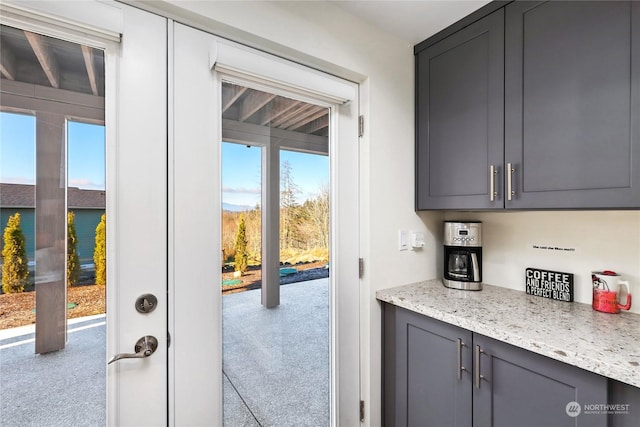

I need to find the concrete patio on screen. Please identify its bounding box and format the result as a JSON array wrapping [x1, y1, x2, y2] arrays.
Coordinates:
[[0, 315, 106, 427], [223, 278, 329, 426], [0, 278, 329, 426]]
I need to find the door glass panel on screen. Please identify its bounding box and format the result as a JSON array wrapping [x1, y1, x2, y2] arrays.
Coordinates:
[[221, 82, 331, 426], [222, 142, 262, 294], [0, 25, 106, 425]]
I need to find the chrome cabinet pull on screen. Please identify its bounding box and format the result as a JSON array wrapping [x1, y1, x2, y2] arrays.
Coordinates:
[[507, 163, 515, 201], [456, 338, 466, 380], [108, 335, 158, 365], [474, 345, 485, 388], [489, 165, 497, 202]]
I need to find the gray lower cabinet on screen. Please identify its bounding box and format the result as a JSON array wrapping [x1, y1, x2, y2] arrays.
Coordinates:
[[472, 334, 606, 427], [384, 303, 473, 426], [383, 304, 608, 426], [609, 380, 640, 427]]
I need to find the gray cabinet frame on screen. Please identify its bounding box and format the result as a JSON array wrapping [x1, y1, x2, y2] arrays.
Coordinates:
[[383, 304, 610, 427]]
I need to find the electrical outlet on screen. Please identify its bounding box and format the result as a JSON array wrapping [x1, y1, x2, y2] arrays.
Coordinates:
[[399, 230, 409, 251], [411, 231, 425, 249]]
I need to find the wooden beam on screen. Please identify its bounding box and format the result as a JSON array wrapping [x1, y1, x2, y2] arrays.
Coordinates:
[[0, 43, 16, 80], [276, 104, 318, 129], [24, 31, 60, 89], [288, 108, 328, 131], [81, 45, 99, 96], [222, 119, 328, 155], [271, 103, 314, 128], [259, 97, 300, 126], [221, 84, 247, 112], [239, 91, 276, 122], [300, 115, 329, 134], [1, 80, 105, 121]]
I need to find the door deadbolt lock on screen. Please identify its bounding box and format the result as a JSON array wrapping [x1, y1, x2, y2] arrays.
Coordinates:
[[135, 293, 158, 314]]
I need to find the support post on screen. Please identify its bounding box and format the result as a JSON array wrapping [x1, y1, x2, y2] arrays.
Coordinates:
[[35, 112, 67, 354], [261, 141, 280, 308]]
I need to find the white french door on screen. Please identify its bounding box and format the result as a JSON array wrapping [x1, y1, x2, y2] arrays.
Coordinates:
[[105, 5, 168, 427], [2, 3, 360, 425], [170, 23, 360, 425], [1, 2, 169, 425]]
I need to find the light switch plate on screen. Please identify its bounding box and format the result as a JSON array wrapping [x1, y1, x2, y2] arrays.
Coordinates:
[[399, 230, 409, 251]]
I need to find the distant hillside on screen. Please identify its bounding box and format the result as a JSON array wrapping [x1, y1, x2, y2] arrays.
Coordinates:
[[223, 202, 254, 212]]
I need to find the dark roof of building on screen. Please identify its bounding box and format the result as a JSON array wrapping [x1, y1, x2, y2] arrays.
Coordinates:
[[0, 183, 105, 209]]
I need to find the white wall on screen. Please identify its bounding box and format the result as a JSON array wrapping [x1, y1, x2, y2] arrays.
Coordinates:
[[445, 211, 640, 314], [138, 1, 640, 425]]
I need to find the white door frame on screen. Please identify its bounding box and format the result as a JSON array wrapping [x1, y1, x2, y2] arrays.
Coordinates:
[[171, 23, 360, 425]]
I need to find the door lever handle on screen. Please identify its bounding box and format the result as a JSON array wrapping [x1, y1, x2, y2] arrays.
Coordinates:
[[108, 335, 158, 365]]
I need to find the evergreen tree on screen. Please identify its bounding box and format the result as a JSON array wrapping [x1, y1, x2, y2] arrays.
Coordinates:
[[280, 160, 302, 250], [67, 211, 80, 286], [234, 214, 249, 275], [94, 213, 106, 286], [2, 213, 29, 293]]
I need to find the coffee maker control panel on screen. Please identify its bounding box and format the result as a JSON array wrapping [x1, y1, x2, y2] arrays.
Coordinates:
[[444, 221, 482, 247]]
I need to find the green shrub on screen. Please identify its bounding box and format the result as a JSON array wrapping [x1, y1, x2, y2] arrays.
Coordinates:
[[94, 213, 106, 286], [67, 211, 80, 286], [2, 213, 29, 293], [234, 214, 248, 275]]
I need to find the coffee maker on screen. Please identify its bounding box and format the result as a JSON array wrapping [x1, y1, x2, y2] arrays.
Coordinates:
[[443, 221, 482, 290]]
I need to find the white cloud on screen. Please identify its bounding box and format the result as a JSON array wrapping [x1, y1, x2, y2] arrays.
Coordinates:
[[1, 176, 35, 185], [69, 178, 104, 190], [222, 186, 261, 195]]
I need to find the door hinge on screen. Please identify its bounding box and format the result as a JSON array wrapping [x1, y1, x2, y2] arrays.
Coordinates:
[[359, 258, 364, 278], [360, 400, 365, 422], [358, 115, 364, 138]]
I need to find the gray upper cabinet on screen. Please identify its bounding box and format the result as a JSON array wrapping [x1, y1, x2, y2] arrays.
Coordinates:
[[505, 1, 640, 209], [416, 1, 640, 210], [416, 9, 504, 210]]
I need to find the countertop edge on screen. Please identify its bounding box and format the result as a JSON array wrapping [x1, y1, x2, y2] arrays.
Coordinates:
[[376, 280, 640, 389]]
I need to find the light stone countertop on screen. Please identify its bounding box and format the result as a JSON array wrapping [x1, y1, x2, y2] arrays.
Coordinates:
[[376, 279, 640, 388]]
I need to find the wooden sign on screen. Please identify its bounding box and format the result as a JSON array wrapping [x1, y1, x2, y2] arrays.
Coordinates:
[[525, 268, 574, 302]]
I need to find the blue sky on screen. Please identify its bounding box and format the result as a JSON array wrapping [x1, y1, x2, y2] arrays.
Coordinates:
[[0, 112, 36, 185], [1, 111, 105, 190], [222, 142, 329, 210], [1, 112, 328, 206]]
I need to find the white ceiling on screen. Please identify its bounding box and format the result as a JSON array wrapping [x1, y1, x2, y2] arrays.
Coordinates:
[[330, 0, 491, 44]]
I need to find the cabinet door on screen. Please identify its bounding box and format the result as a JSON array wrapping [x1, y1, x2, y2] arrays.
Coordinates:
[[473, 334, 607, 427], [505, 1, 640, 208], [416, 9, 504, 210], [609, 379, 640, 427], [384, 305, 472, 427]]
